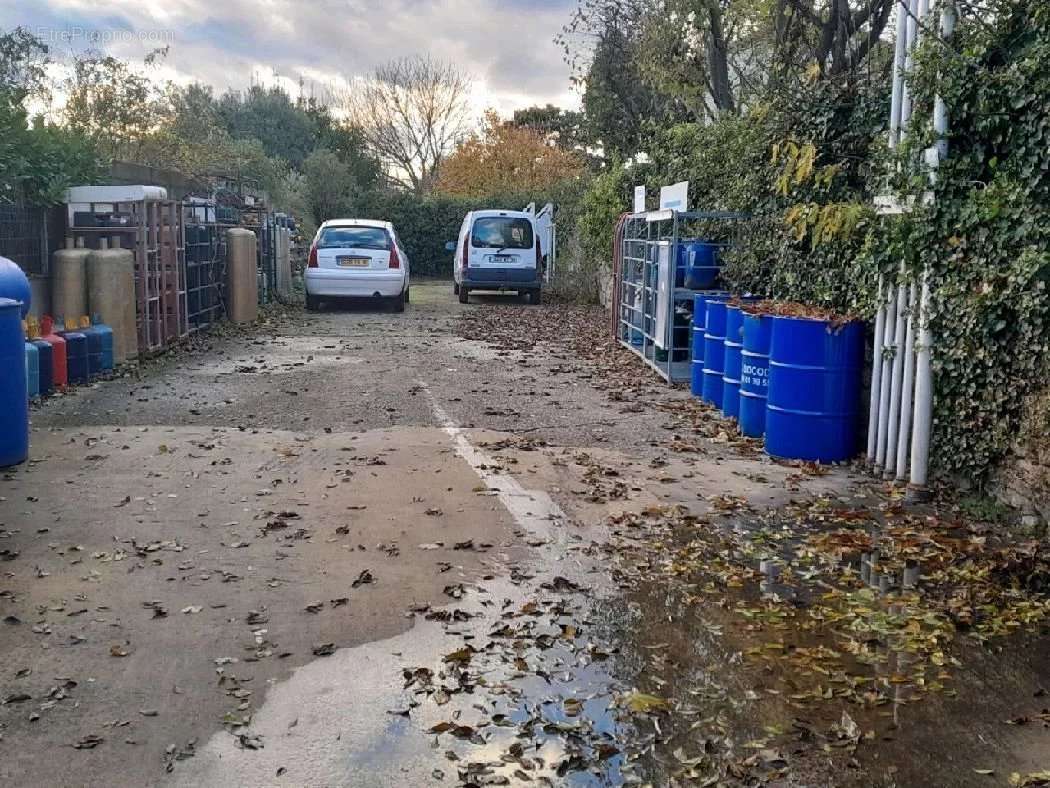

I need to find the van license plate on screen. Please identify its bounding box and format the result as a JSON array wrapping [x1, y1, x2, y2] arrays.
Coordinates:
[[338, 257, 369, 267], [489, 255, 514, 263]]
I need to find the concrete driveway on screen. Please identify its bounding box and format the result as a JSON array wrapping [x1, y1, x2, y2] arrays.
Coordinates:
[[2, 283, 1049, 787]]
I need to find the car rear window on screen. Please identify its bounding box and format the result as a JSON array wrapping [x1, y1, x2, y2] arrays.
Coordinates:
[[471, 217, 534, 249], [317, 226, 390, 250]]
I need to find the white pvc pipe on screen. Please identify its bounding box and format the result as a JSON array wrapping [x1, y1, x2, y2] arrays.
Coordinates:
[[866, 275, 887, 463], [900, 0, 921, 130], [910, 269, 933, 488], [888, 1, 910, 148], [896, 280, 919, 480], [884, 270, 909, 477], [875, 289, 898, 469], [909, 0, 954, 493]]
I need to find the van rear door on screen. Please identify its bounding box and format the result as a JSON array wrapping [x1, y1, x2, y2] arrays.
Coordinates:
[[468, 216, 535, 283]]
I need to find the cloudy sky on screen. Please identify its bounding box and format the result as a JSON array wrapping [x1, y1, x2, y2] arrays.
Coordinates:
[[4, 0, 581, 117]]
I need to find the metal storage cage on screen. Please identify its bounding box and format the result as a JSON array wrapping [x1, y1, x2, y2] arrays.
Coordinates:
[[183, 199, 228, 331], [617, 209, 746, 383], [239, 205, 276, 305], [67, 196, 187, 354]]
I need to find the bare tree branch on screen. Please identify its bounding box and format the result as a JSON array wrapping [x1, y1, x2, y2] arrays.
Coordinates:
[[341, 56, 472, 194]]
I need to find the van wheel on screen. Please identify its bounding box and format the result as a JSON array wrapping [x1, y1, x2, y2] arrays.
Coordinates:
[[305, 294, 319, 311], [529, 289, 542, 305], [453, 282, 460, 295], [458, 287, 469, 304]]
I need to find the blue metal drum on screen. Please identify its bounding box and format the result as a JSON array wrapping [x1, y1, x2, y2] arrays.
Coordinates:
[[32, 339, 53, 396], [765, 315, 865, 463], [739, 312, 772, 438], [721, 305, 744, 419], [702, 300, 728, 407], [0, 298, 29, 466], [24, 339, 39, 399]]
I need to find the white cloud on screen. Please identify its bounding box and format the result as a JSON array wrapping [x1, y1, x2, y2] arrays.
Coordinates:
[[4, 0, 581, 119]]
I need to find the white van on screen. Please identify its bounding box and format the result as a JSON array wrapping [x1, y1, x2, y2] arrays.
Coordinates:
[[452, 210, 542, 304]]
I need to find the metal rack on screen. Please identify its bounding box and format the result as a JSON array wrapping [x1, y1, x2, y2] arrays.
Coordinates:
[[69, 199, 187, 353], [183, 200, 231, 331], [617, 209, 747, 383], [239, 206, 276, 305]]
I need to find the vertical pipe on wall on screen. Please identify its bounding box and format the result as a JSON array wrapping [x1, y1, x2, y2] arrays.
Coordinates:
[[896, 281, 919, 480], [888, 0, 910, 149], [875, 290, 898, 470], [866, 275, 887, 463], [909, 0, 955, 497], [910, 269, 934, 490], [885, 267, 909, 478]]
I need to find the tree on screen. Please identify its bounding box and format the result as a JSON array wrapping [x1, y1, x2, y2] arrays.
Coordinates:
[[216, 85, 319, 169], [342, 56, 472, 195], [0, 26, 50, 104], [0, 28, 99, 205], [510, 105, 587, 151], [435, 111, 587, 198], [301, 148, 362, 225], [63, 48, 168, 161]]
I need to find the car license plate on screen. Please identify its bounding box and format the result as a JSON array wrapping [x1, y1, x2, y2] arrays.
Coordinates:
[[489, 255, 514, 263], [337, 257, 370, 267]]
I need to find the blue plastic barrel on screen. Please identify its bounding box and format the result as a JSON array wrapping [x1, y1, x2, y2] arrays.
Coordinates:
[[0, 298, 29, 466], [25, 340, 39, 399], [739, 313, 772, 438], [63, 331, 89, 384], [32, 339, 53, 396], [684, 243, 722, 290], [765, 316, 865, 463], [702, 300, 729, 407], [0, 257, 30, 319], [721, 306, 745, 419]]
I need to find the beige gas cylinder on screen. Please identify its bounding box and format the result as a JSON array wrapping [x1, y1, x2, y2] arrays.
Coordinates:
[[87, 236, 138, 362], [226, 228, 258, 323], [51, 236, 90, 325]]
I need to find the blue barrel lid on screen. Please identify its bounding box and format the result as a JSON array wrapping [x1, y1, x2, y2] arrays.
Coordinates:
[[0, 296, 20, 312]]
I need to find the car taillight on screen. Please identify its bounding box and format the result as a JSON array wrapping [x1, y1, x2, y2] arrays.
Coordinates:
[[308, 243, 318, 268], [388, 246, 400, 269], [461, 236, 469, 270]]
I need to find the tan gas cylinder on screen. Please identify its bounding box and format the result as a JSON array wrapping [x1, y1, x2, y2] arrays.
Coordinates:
[[87, 236, 138, 362], [51, 236, 90, 325], [226, 228, 258, 323]]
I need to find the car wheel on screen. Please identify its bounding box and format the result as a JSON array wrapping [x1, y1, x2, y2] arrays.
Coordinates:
[[453, 282, 460, 295], [529, 289, 542, 305], [392, 290, 406, 313], [404, 287, 410, 303], [305, 293, 319, 311], [458, 287, 469, 304]]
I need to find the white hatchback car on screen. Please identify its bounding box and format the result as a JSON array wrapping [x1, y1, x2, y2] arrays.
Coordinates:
[[305, 219, 410, 311]]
